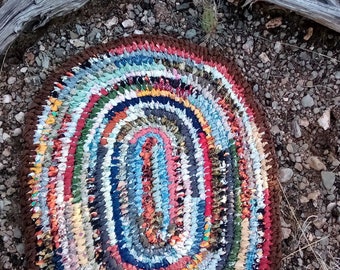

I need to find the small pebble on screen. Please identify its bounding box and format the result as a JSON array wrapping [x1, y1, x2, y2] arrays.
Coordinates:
[[6, 187, 15, 196], [279, 168, 293, 183], [20, 67, 28, 73], [299, 118, 309, 127], [122, 19, 134, 28], [127, 10, 135, 20], [313, 219, 325, 229], [7, 77, 16, 85], [301, 94, 314, 107], [270, 125, 280, 135], [38, 52, 50, 69], [104, 17, 119, 28], [176, 2, 190, 11], [134, 29, 144, 35], [242, 37, 254, 54], [320, 237, 329, 246], [13, 226, 22, 239], [321, 171, 335, 190], [299, 51, 310, 61], [291, 118, 302, 138], [2, 94, 12, 104], [306, 80, 313, 87], [2, 132, 10, 141], [16, 243, 25, 255], [259, 52, 270, 63], [286, 144, 294, 153], [307, 156, 327, 171], [14, 112, 25, 123], [185, 29, 197, 39], [69, 31, 78, 39], [69, 38, 85, 47], [327, 194, 336, 201], [87, 28, 101, 42], [272, 101, 278, 109], [317, 108, 331, 130], [274, 41, 282, 53], [300, 196, 309, 203], [12, 128, 22, 137], [308, 190, 320, 201], [55, 48, 65, 58], [281, 227, 291, 239], [331, 157, 340, 167], [2, 148, 11, 157], [294, 163, 303, 171], [327, 202, 336, 212], [75, 24, 86, 35], [335, 71, 340, 80], [4, 262, 11, 269]]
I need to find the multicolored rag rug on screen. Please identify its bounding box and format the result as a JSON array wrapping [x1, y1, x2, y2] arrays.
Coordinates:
[[21, 36, 281, 270]]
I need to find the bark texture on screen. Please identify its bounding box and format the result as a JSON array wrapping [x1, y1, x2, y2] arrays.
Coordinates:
[[0, 0, 89, 55], [246, 0, 340, 33]]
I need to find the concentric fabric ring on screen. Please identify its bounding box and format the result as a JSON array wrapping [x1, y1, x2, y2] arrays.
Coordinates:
[[21, 36, 281, 270]]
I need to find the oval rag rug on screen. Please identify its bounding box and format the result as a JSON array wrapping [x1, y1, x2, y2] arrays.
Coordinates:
[[21, 35, 281, 270]]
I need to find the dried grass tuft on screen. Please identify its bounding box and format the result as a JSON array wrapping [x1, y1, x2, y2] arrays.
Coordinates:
[[201, 0, 218, 34]]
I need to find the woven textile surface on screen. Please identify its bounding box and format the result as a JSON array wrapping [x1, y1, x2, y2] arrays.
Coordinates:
[[21, 36, 281, 270]]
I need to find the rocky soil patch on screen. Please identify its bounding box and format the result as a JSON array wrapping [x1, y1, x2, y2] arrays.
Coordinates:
[[0, 0, 339, 269]]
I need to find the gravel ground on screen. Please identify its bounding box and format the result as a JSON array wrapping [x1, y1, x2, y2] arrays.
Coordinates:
[[0, 1, 339, 269]]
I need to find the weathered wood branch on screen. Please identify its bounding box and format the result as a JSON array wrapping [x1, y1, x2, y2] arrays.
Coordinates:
[[0, 0, 90, 55], [246, 0, 340, 33]]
